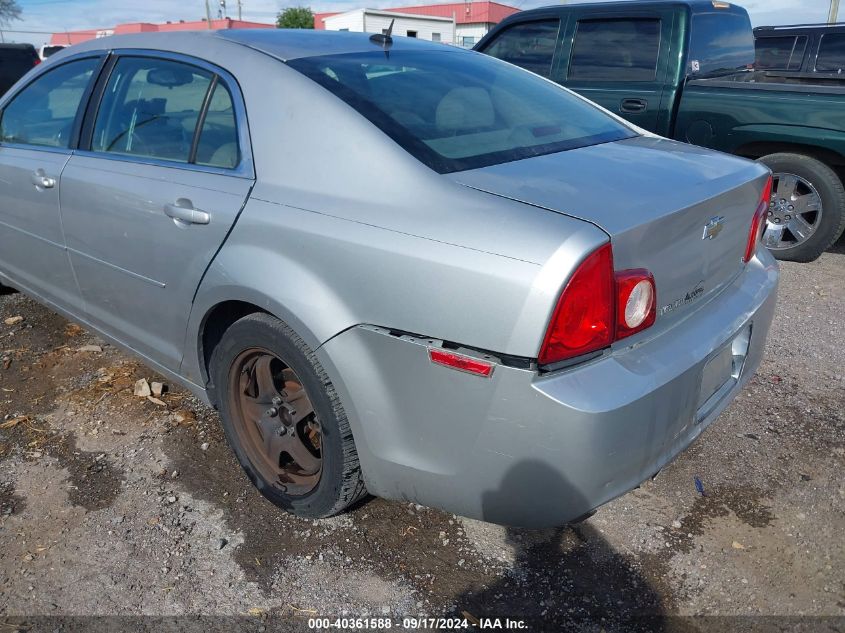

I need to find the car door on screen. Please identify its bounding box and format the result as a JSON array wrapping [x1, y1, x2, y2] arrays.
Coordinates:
[[59, 52, 254, 372], [0, 55, 102, 309], [554, 8, 675, 134]]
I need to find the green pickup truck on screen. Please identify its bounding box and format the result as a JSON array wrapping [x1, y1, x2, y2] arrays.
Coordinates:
[[476, 1, 845, 262]]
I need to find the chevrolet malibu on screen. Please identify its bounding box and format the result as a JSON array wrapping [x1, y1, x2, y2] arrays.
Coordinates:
[[0, 30, 778, 527]]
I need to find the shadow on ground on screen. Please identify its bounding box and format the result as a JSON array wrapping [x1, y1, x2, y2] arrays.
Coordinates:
[[452, 461, 673, 632]]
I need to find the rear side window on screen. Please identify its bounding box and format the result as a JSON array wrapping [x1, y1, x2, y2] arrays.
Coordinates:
[[195, 82, 240, 169], [482, 20, 561, 78], [92, 57, 213, 163], [816, 34, 845, 73], [755, 36, 807, 71], [689, 10, 754, 77], [0, 58, 99, 148], [287, 49, 634, 174], [568, 18, 660, 81]]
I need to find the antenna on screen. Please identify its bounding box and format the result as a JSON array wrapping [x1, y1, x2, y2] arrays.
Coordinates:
[[369, 18, 395, 46]]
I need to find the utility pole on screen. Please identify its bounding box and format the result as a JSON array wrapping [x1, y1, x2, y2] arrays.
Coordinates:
[[830, 0, 841, 23], [237, 0, 242, 21], [204, 0, 213, 27]]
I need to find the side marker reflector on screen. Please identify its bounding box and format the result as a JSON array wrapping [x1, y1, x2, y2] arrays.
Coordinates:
[[429, 348, 494, 378]]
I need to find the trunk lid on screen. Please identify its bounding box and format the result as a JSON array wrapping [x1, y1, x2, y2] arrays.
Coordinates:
[[448, 135, 770, 339]]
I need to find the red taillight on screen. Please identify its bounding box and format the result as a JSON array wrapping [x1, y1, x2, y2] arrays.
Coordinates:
[[538, 244, 615, 366], [429, 348, 494, 377], [539, 245, 659, 366], [744, 175, 773, 264], [615, 269, 656, 340], [33, 58, 41, 67]]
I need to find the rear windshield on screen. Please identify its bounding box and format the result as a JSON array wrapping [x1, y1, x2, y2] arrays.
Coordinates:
[[689, 10, 755, 77], [287, 49, 634, 173]]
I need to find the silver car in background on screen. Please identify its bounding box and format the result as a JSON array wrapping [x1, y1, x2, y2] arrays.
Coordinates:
[[0, 30, 777, 527]]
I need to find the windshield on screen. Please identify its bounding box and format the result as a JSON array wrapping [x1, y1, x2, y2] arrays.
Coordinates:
[[287, 49, 635, 173]]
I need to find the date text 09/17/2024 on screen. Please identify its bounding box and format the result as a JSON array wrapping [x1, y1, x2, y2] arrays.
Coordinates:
[[307, 617, 529, 629]]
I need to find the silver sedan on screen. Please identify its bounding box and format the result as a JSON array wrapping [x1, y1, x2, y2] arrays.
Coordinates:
[[0, 29, 778, 527]]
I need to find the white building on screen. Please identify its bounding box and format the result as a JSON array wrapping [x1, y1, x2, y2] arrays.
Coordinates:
[[322, 9, 456, 45], [315, 3, 520, 49]]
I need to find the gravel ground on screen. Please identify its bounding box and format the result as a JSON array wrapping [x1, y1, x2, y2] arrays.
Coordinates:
[[0, 242, 843, 633]]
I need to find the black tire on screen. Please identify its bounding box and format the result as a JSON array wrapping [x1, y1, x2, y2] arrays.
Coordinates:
[[758, 153, 845, 263], [210, 312, 367, 519]]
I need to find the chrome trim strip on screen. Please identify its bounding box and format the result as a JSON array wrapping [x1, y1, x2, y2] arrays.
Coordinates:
[[66, 246, 167, 288], [0, 219, 66, 250]]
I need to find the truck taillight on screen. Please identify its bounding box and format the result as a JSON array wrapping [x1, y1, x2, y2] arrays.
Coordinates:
[[744, 175, 773, 264], [538, 244, 658, 367]]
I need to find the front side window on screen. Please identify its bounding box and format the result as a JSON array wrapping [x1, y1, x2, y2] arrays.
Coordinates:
[[0, 58, 99, 148], [287, 49, 634, 173], [816, 33, 845, 73], [755, 35, 807, 71], [482, 20, 560, 78], [92, 57, 213, 163], [569, 18, 660, 81]]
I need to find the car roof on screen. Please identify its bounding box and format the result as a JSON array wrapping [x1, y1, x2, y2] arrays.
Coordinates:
[[519, 0, 740, 15], [754, 23, 845, 34], [66, 29, 459, 62], [217, 28, 455, 60]]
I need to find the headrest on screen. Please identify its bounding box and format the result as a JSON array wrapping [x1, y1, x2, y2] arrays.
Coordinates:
[[435, 87, 495, 132]]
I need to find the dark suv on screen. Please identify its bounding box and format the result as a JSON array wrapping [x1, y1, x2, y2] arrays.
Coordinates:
[[0, 44, 39, 97], [754, 23, 845, 75]]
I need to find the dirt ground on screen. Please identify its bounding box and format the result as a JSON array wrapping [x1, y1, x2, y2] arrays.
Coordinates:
[[0, 243, 843, 633]]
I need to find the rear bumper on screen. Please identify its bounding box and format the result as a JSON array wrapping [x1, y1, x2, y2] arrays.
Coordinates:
[[317, 252, 779, 527]]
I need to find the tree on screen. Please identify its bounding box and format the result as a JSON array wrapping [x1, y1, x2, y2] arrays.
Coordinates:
[[276, 6, 314, 29], [0, 0, 22, 26]]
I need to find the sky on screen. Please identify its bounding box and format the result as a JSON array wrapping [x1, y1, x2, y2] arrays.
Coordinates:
[[1, 0, 838, 46]]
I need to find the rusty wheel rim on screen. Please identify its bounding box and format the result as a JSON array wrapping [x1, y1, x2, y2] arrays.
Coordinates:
[[227, 348, 322, 496]]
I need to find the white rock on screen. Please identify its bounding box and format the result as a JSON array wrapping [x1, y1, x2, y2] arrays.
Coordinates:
[[134, 378, 151, 398]]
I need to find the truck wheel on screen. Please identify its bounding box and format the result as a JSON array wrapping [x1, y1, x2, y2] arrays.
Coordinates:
[[758, 153, 845, 263], [210, 312, 367, 519]]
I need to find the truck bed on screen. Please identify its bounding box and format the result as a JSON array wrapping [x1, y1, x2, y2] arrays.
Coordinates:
[[674, 75, 845, 160], [690, 70, 845, 93]]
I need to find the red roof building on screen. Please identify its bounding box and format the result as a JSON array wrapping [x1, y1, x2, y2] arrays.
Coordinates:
[[314, 1, 518, 47], [50, 18, 273, 46]]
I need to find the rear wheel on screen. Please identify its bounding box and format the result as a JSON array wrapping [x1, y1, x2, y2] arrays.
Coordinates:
[[758, 153, 845, 262], [210, 312, 366, 518]]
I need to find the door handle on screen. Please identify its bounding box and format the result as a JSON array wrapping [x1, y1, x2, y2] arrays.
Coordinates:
[[164, 199, 210, 226], [620, 98, 648, 113], [30, 169, 56, 190]]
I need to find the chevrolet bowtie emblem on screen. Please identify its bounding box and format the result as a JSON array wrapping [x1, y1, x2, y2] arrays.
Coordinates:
[[702, 216, 725, 240]]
